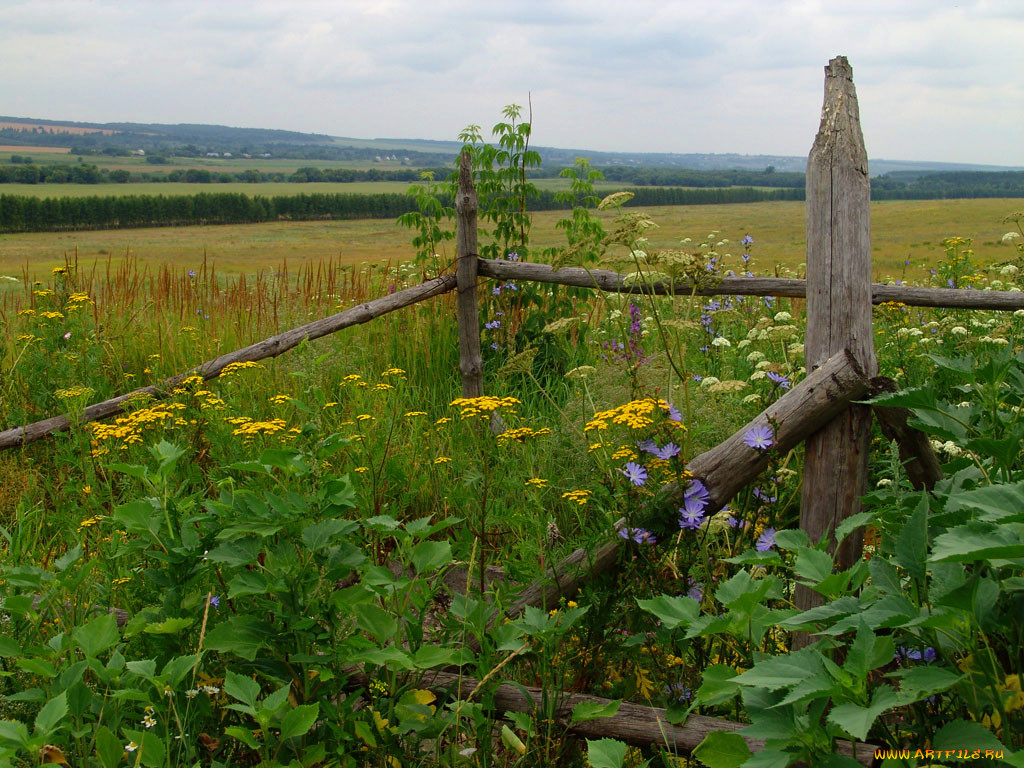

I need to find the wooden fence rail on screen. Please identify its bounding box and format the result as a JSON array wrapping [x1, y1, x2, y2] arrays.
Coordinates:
[[478, 259, 1024, 310]]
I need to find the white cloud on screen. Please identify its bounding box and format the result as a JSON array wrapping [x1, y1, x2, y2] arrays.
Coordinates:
[[0, 0, 1020, 164]]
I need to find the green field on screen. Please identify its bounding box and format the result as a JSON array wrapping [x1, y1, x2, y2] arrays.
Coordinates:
[[1, 198, 1020, 281]]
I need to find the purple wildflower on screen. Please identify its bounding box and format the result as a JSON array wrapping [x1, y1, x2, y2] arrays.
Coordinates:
[[741, 235, 754, 246], [743, 425, 774, 451], [490, 342, 499, 350], [752, 486, 777, 504], [188, 269, 196, 277], [766, 371, 791, 390], [666, 683, 693, 702], [619, 527, 656, 545], [947, 278, 954, 288], [686, 578, 704, 602], [484, 319, 501, 330], [684, 478, 710, 507], [654, 442, 681, 460], [637, 439, 659, 454], [756, 528, 777, 552], [679, 499, 706, 530], [506, 251, 520, 262], [923, 647, 937, 663], [620, 462, 648, 487], [210, 595, 220, 608], [666, 402, 682, 422]]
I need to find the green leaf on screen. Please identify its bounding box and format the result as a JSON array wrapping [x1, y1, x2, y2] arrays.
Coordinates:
[[570, 699, 621, 724], [72, 613, 120, 658], [586, 737, 629, 768], [697, 665, 742, 706], [932, 719, 1005, 753], [865, 384, 940, 408], [411, 540, 452, 574], [123, 728, 165, 768], [34, 691, 68, 735], [224, 670, 261, 709], [301, 519, 357, 552], [715, 570, 773, 612], [792, 548, 834, 584], [228, 570, 268, 598], [894, 493, 929, 583], [692, 731, 751, 768], [827, 687, 899, 741], [887, 666, 961, 704], [637, 594, 700, 630], [203, 616, 274, 661], [740, 751, 792, 768], [143, 616, 194, 634], [834, 512, 874, 547], [772, 529, 810, 550], [94, 726, 123, 768], [0, 637, 22, 658], [0, 720, 29, 748], [280, 703, 319, 740], [734, 648, 825, 691], [844, 620, 894, 678], [354, 603, 398, 643], [161, 654, 199, 687], [224, 725, 261, 749], [945, 481, 1024, 522], [930, 521, 1024, 562]]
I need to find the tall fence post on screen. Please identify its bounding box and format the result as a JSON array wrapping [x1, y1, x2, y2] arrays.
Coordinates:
[[456, 149, 484, 399], [799, 57, 878, 596]]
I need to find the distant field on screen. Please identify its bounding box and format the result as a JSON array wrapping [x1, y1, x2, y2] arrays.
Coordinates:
[[1, 198, 1019, 282], [0, 121, 116, 135]]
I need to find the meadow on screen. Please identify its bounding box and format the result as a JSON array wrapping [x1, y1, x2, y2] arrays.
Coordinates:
[[0, 198, 1018, 280], [1, 153, 1023, 768]]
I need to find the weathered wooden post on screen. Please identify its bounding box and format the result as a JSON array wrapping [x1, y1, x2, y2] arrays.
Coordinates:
[[455, 149, 484, 399], [799, 57, 877, 598]]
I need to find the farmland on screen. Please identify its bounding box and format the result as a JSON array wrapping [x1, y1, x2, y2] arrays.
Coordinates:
[[0, 198, 1019, 280]]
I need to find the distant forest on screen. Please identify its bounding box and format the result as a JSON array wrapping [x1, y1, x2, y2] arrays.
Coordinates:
[[1, 159, 1023, 200]]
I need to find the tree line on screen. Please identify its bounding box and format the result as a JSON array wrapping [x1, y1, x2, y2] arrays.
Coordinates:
[[0, 187, 802, 233]]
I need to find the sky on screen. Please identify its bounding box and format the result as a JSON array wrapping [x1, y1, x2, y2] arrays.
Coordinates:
[[2, 0, 1022, 166]]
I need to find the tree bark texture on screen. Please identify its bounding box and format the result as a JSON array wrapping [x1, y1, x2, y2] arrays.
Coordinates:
[[455, 148, 483, 399], [478, 259, 1024, 310], [799, 57, 877, 583]]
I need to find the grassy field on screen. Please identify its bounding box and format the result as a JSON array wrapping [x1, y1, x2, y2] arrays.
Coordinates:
[[1, 198, 1020, 280]]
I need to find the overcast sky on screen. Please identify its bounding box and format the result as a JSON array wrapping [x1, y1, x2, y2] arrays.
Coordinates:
[[2, 0, 1021, 165]]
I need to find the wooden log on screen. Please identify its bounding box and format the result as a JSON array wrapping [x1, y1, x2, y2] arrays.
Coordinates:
[[799, 57, 877, 586], [477, 258, 1024, 311], [349, 670, 877, 765], [0, 274, 458, 450], [869, 377, 943, 491], [472, 350, 867, 649], [656, 348, 869, 514], [455, 149, 484, 399]]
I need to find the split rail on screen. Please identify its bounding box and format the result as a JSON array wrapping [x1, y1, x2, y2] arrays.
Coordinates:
[[2, 57, 1022, 762]]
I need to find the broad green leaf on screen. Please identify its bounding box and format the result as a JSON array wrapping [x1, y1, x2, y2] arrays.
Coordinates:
[[792, 548, 834, 584], [844, 620, 894, 678], [34, 691, 67, 735], [887, 666, 961, 704], [894, 493, 929, 583], [715, 570, 773, 612], [224, 726, 261, 749], [932, 719, 1005, 753], [637, 594, 700, 630], [225, 670, 261, 709], [143, 616, 194, 634], [570, 698, 621, 724], [0, 637, 22, 658], [734, 648, 825, 691], [697, 665, 741, 706], [72, 613, 120, 658], [501, 724, 526, 755], [280, 703, 319, 740], [740, 751, 791, 768], [692, 731, 750, 768], [864, 384, 939, 409], [228, 570, 268, 598], [301, 519, 356, 552], [411, 540, 452, 574], [827, 687, 899, 741], [945, 481, 1024, 522], [586, 737, 628, 768], [930, 521, 1024, 562], [834, 512, 874, 547], [203, 616, 274, 661], [123, 728, 165, 768], [0, 721, 29, 748], [354, 603, 397, 643], [161, 654, 198, 687], [94, 726, 123, 768], [772, 529, 810, 550]]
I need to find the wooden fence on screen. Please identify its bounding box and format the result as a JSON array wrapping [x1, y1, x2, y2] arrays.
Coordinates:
[[2, 56, 1021, 762]]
